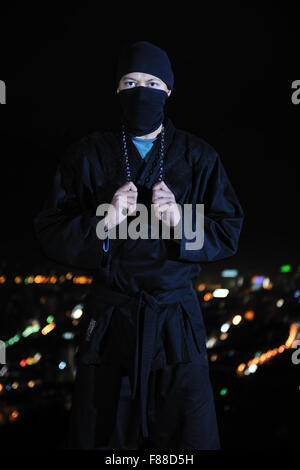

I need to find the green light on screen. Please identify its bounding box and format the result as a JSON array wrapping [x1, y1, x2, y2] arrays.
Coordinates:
[[280, 264, 291, 273], [22, 326, 33, 337], [13, 335, 20, 342], [220, 388, 228, 396], [22, 324, 40, 338], [46, 315, 54, 323]]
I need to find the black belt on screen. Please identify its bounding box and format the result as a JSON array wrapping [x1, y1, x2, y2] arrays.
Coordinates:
[[86, 283, 196, 440]]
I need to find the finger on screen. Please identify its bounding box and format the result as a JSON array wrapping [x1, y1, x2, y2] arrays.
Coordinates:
[[155, 181, 170, 192], [120, 181, 138, 192], [123, 193, 138, 202], [128, 181, 138, 192], [152, 181, 165, 191], [127, 204, 137, 215], [156, 202, 174, 213], [152, 192, 172, 204], [152, 197, 174, 205], [152, 189, 169, 198], [118, 194, 137, 203]]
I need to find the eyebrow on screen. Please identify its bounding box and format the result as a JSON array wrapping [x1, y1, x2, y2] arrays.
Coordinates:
[[123, 76, 161, 82]]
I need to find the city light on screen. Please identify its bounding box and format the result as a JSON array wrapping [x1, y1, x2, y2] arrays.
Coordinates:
[[9, 410, 19, 422], [206, 337, 217, 348], [221, 269, 238, 278], [251, 275, 264, 284], [220, 323, 230, 333], [236, 323, 299, 376], [276, 299, 284, 308], [71, 304, 83, 319], [232, 315, 242, 325], [203, 292, 213, 301], [213, 288, 229, 298], [62, 332, 74, 340], [41, 322, 56, 335], [1, 263, 299, 449], [249, 364, 258, 373], [244, 310, 255, 321], [197, 283, 206, 291], [262, 277, 272, 289], [280, 264, 291, 273], [236, 363, 246, 375], [22, 323, 40, 338], [72, 276, 93, 284]]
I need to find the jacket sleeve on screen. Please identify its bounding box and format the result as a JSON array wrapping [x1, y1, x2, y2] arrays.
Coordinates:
[[170, 150, 244, 263], [33, 140, 110, 271]]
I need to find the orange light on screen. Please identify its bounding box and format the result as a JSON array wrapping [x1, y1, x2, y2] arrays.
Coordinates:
[[19, 359, 27, 368], [203, 292, 213, 301], [236, 363, 246, 375], [197, 283, 206, 292], [72, 275, 93, 285], [285, 323, 298, 348], [237, 324, 299, 375], [0, 275, 6, 284], [220, 333, 228, 341], [244, 310, 255, 321], [49, 276, 57, 284], [0, 384, 3, 392], [41, 322, 56, 335], [14, 276, 22, 284], [9, 410, 19, 421]]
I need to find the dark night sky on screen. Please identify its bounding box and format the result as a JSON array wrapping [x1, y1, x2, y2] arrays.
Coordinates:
[[0, 4, 299, 276]]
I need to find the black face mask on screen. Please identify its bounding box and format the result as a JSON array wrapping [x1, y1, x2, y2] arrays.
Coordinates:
[[118, 86, 168, 137]]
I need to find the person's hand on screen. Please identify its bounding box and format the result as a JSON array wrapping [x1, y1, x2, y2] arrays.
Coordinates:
[[104, 181, 138, 230], [152, 181, 181, 227]]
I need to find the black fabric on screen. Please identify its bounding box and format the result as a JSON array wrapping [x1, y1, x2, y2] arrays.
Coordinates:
[[34, 116, 244, 450], [116, 41, 174, 90], [78, 281, 206, 441], [67, 351, 220, 450], [118, 86, 168, 136]]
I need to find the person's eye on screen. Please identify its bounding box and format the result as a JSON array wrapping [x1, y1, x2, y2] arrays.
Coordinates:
[[125, 81, 136, 87], [149, 82, 159, 87]]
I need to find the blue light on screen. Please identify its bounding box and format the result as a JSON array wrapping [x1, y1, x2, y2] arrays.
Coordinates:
[[58, 361, 67, 370], [221, 269, 238, 278]]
